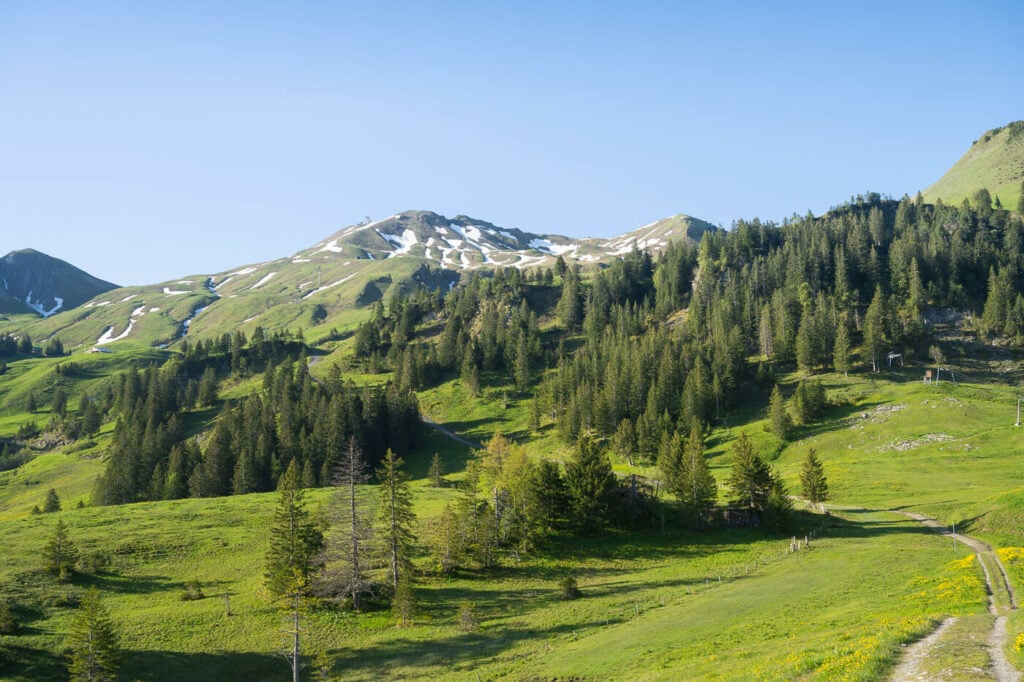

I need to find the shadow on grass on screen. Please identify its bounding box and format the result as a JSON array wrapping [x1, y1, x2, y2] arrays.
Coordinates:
[[0, 643, 67, 682], [122, 650, 289, 682]]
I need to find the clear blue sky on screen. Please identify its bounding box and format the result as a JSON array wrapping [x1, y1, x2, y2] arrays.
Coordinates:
[[2, 1, 1022, 285]]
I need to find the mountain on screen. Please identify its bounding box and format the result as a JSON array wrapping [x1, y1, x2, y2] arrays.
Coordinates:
[[922, 121, 1024, 211], [0, 210, 715, 350], [0, 248, 118, 317], [303, 210, 717, 268]]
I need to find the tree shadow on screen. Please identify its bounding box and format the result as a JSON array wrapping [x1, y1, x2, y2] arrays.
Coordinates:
[[0, 643, 67, 682], [122, 650, 289, 682]]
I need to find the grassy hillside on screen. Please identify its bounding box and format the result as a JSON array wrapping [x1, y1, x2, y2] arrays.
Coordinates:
[[923, 121, 1024, 211], [2, 360, 1024, 679]]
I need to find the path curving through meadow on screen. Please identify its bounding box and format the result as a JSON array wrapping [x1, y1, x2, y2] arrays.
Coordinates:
[[891, 511, 1020, 682]]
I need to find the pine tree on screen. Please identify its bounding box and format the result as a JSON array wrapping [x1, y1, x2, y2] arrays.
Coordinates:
[[264, 461, 324, 682], [264, 460, 324, 600], [43, 488, 61, 513], [564, 434, 618, 534], [768, 384, 791, 440], [428, 452, 445, 488], [392, 576, 418, 627], [727, 432, 772, 514], [52, 386, 68, 419], [680, 424, 717, 526], [764, 470, 793, 533], [799, 448, 829, 505], [833, 314, 851, 377], [376, 449, 416, 591], [67, 587, 120, 682], [26, 390, 37, 413], [43, 517, 78, 580], [863, 286, 886, 372]]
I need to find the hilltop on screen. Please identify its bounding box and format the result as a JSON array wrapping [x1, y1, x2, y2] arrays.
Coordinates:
[[923, 121, 1024, 211], [0, 210, 716, 352], [0, 249, 117, 318]]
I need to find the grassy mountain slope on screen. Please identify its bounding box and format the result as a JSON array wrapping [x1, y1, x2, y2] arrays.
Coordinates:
[[0, 365, 1017, 680], [923, 121, 1024, 211]]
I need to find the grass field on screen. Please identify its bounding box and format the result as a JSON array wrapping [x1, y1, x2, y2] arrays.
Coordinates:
[[2, 351, 1024, 679]]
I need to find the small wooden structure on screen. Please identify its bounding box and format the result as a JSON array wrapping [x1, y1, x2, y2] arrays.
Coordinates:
[[923, 369, 933, 383]]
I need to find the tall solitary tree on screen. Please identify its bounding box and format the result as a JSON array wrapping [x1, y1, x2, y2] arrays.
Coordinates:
[[43, 488, 62, 513], [376, 449, 416, 592], [326, 438, 372, 610], [768, 385, 791, 441], [799, 448, 829, 506], [43, 517, 78, 581], [680, 425, 718, 526], [727, 432, 772, 514], [264, 460, 324, 682], [67, 587, 120, 682]]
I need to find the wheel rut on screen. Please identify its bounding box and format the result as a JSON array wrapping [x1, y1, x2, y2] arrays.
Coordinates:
[[892, 511, 1020, 682]]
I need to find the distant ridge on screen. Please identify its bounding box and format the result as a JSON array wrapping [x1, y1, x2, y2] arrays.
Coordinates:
[[922, 121, 1024, 211], [0, 249, 118, 317]]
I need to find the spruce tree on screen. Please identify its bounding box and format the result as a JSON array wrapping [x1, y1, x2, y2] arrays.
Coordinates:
[[67, 587, 120, 682], [264, 460, 324, 600], [833, 314, 851, 377], [863, 286, 886, 372], [43, 517, 78, 580], [680, 424, 717, 526], [376, 449, 416, 591], [799, 448, 829, 506], [43, 488, 62, 513], [264, 460, 323, 682], [564, 434, 618, 534], [727, 432, 772, 513], [428, 452, 444, 488], [768, 384, 791, 441]]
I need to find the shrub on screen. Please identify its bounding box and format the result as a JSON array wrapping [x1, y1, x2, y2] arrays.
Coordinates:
[[559, 575, 582, 600], [180, 580, 205, 601], [457, 602, 477, 632]]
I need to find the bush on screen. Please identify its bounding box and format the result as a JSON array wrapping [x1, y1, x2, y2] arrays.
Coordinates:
[[559, 575, 582, 600], [457, 602, 477, 632], [180, 580, 205, 601]]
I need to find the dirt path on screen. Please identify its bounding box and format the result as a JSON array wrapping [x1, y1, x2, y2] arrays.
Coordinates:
[[892, 511, 1020, 682], [890, 617, 959, 682], [421, 415, 482, 449]]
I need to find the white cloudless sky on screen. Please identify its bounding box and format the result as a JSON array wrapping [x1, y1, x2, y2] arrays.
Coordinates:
[[1, 1, 1022, 284]]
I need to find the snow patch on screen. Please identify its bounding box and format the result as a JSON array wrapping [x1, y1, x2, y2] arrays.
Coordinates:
[[529, 238, 576, 255], [120, 294, 139, 302], [96, 301, 111, 307], [318, 239, 343, 254], [293, 258, 311, 263], [130, 305, 147, 317], [96, 319, 135, 345], [251, 272, 277, 290], [301, 273, 357, 299], [163, 287, 190, 295]]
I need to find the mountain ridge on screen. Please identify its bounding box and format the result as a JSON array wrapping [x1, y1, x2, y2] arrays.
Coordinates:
[[922, 120, 1024, 211]]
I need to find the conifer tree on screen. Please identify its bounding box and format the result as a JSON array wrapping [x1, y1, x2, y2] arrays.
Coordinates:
[[764, 469, 794, 533], [727, 432, 772, 514], [428, 452, 444, 488], [799, 448, 829, 506], [564, 434, 618, 534], [376, 449, 416, 591], [67, 587, 120, 682], [680, 424, 717, 526], [264, 460, 324, 600], [863, 286, 886, 372], [833, 314, 851, 377], [392, 576, 417, 627], [264, 460, 323, 682], [768, 384, 791, 440], [43, 488, 62, 513], [43, 517, 78, 581]]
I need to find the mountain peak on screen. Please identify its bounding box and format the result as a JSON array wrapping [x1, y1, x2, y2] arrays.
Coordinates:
[[923, 121, 1024, 211], [0, 249, 118, 317]]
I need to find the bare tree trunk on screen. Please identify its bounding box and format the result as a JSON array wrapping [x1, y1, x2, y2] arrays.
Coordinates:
[[292, 593, 300, 682]]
